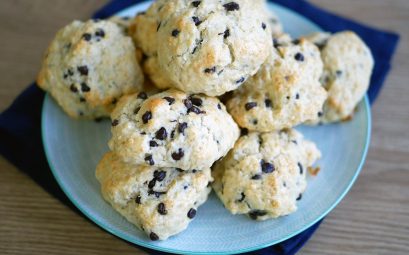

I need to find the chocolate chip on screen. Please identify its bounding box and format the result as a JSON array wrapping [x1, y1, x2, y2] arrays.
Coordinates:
[[298, 162, 303, 174], [251, 174, 262, 180], [163, 96, 175, 105], [82, 33, 92, 41], [134, 107, 141, 115], [111, 119, 119, 126], [318, 111, 323, 117], [149, 232, 159, 241], [223, 2, 240, 11], [190, 97, 202, 107], [192, 169, 197, 173], [187, 208, 196, 219], [148, 179, 156, 189], [261, 22, 266, 30], [192, 1, 201, 7], [67, 69, 74, 76], [94, 117, 103, 122], [192, 16, 202, 26], [95, 28, 105, 37], [245, 102, 257, 111], [141, 132, 146, 135], [155, 127, 167, 140], [238, 192, 246, 202], [69, 84, 78, 93], [170, 129, 175, 139], [249, 210, 267, 220], [176, 168, 183, 172], [157, 202, 167, 215], [273, 38, 280, 48], [148, 190, 166, 198], [295, 93, 300, 99], [217, 104, 222, 110], [112, 98, 117, 104], [336, 70, 343, 77], [241, 128, 248, 136], [81, 83, 90, 92], [297, 194, 302, 201], [172, 148, 184, 160], [79, 97, 86, 103], [223, 29, 230, 39], [261, 160, 275, 173], [253, 119, 258, 125], [145, 154, 154, 165], [265, 99, 272, 108], [236, 77, 245, 84], [142, 111, 152, 124], [138, 92, 148, 100], [178, 122, 188, 134], [77, 66, 88, 76], [204, 66, 216, 74], [150, 140, 158, 147], [184, 99, 193, 109], [294, 52, 304, 62], [135, 195, 141, 204], [292, 39, 300, 45], [188, 106, 204, 114], [171, 29, 180, 37], [154, 170, 166, 182]]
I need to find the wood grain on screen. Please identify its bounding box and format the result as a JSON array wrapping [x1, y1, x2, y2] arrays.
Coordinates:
[[0, 0, 408, 254]]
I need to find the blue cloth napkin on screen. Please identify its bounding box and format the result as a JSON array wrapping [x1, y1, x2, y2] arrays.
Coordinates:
[[0, 1, 399, 254]]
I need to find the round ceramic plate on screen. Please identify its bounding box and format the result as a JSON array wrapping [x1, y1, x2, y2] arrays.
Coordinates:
[[42, 1, 371, 254]]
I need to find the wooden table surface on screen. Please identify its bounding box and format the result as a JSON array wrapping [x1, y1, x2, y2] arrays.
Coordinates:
[[1, 0, 408, 254]]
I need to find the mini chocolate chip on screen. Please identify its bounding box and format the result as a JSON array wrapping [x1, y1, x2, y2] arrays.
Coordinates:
[[318, 111, 323, 117], [163, 96, 175, 105], [69, 84, 78, 93], [68, 69, 74, 76], [148, 179, 156, 189], [150, 232, 159, 241], [286, 96, 290, 100], [336, 70, 343, 77], [142, 111, 152, 124], [292, 140, 298, 145], [241, 128, 249, 136], [148, 190, 166, 198], [273, 38, 280, 48], [217, 104, 222, 110], [296, 93, 300, 99], [134, 107, 141, 114], [204, 66, 216, 73], [253, 119, 258, 125], [112, 98, 117, 104], [79, 97, 86, 103], [158, 202, 167, 215], [223, 2, 240, 11], [188, 106, 204, 114], [176, 168, 183, 172], [184, 185, 188, 190], [192, 169, 197, 173], [155, 127, 167, 140], [236, 77, 245, 83], [297, 194, 302, 201], [135, 195, 141, 204], [223, 29, 230, 39], [298, 162, 303, 174], [95, 28, 105, 37], [249, 210, 267, 220], [245, 102, 257, 111], [178, 122, 188, 134], [145, 154, 154, 165], [192, 16, 202, 26], [138, 92, 148, 100], [187, 208, 196, 219], [261, 160, 275, 173], [265, 99, 272, 108], [82, 33, 92, 41], [150, 140, 158, 147], [294, 52, 304, 62], [172, 148, 184, 160], [190, 97, 202, 107], [154, 170, 166, 182], [77, 65, 88, 76], [192, 1, 201, 7], [171, 29, 180, 37], [251, 174, 262, 180], [63, 74, 68, 79], [94, 117, 103, 122], [81, 83, 90, 92], [111, 119, 119, 126], [184, 99, 193, 109], [156, 22, 161, 31], [292, 39, 300, 45], [79, 111, 84, 116], [238, 192, 246, 202], [261, 22, 266, 30]]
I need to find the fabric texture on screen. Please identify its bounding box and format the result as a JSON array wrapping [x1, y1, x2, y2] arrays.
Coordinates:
[[0, 0, 399, 254]]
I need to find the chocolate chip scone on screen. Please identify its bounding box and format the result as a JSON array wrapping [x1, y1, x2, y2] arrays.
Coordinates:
[[37, 20, 144, 119], [109, 89, 240, 170], [212, 129, 321, 220], [226, 36, 327, 131], [96, 152, 212, 240], [304, 31, 374, 123]]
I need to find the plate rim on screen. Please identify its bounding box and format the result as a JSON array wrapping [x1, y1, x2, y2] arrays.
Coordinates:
[[41, 2, 372, 254]]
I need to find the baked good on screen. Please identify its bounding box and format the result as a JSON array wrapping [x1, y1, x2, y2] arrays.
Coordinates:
[[108, 89, 240, 170], [37, 20, 144, 119], [226, 36, 327, 131], [304, 31, 374, 123], [212, 129, 321, 220], [96, 152, 212, 240]]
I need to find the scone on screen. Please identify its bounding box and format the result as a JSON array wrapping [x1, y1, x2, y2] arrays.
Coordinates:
[[108, 89, 240, 170], [212, 129, 321, 220], [37, 20, 144, 119], [226, 36, 327, 131], [96, 152, 212, 240], [304, 31, 374, 123], [132, 0, 273, 96]]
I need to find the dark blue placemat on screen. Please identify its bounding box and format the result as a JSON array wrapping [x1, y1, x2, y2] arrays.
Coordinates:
[[0, 1, 399, 254]]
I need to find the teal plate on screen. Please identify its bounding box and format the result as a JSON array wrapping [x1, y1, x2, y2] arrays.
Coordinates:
[[41, 1, 371, 254]]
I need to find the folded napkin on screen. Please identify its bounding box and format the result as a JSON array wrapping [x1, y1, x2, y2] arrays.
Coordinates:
[[0, 0, 399, 254]]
